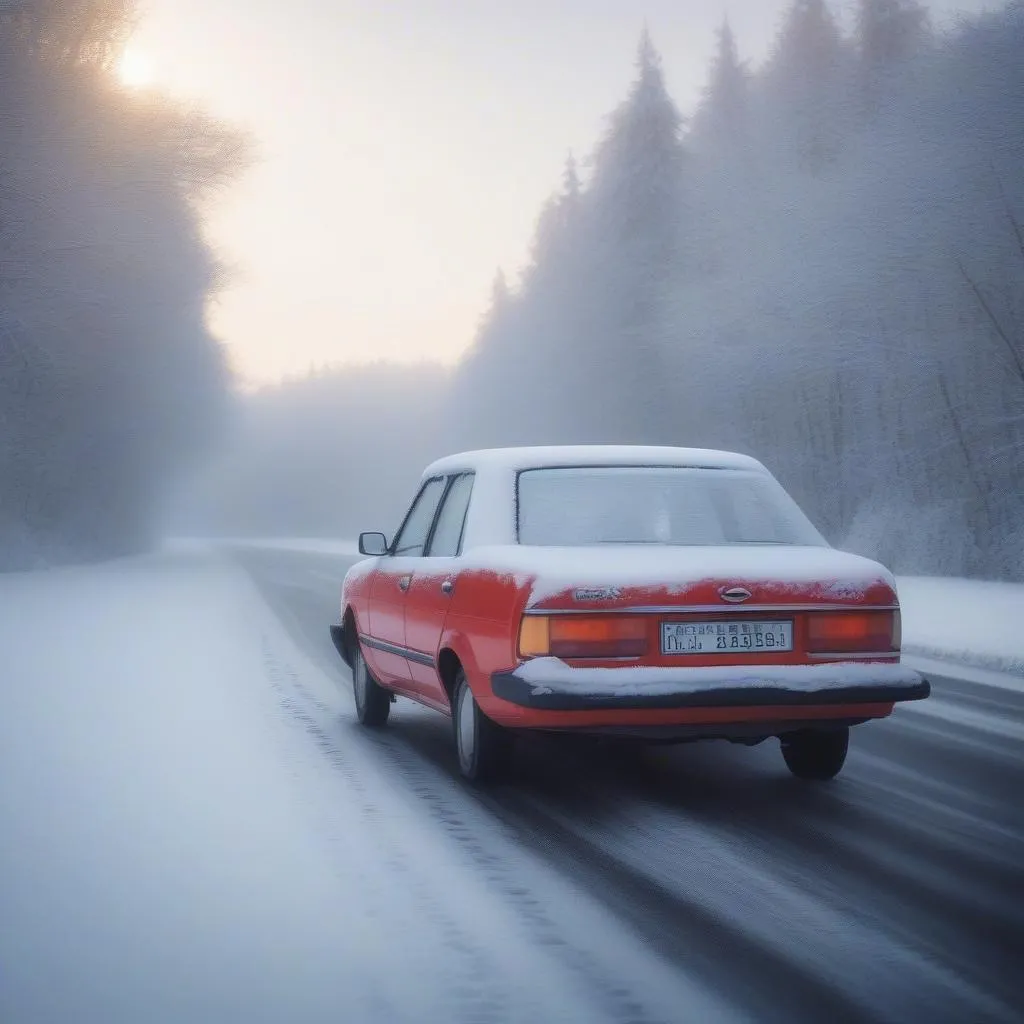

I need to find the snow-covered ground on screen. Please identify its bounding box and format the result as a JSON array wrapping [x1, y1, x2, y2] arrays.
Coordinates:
[[2, 543, 1021, 1022], [0, 548, 728, 1024], [897, 575, 1024, 676], [199, 536, 360, 556]]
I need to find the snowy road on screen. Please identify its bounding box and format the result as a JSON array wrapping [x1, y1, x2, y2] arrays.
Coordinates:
[[2, 545, 1022, 1023], [234, 546, 1024, 1023]]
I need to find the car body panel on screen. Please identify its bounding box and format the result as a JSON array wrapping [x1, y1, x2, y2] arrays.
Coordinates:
[[405, 562, 458, 702], [364, 559, 415, 688]]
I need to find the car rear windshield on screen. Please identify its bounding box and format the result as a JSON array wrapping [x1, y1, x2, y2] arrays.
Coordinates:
[[516, 466, 827, 547]]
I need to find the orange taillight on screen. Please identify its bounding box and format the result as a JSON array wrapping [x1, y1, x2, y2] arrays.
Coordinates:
[[518, 615, 647, 659], [806, 610, 898, 654], [518, 616, 551, 658]]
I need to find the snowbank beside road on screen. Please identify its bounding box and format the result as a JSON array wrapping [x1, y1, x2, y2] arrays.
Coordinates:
[[897, 576, 1024, 677], [188, 536, 359, 556]]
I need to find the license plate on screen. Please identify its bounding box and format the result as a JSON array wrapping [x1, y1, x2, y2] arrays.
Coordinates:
[[661, 620, 793, 655]]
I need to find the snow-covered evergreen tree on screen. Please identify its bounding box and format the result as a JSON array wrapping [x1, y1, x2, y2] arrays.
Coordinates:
[[857, 0, 929, 72], [566, 31, 687, 443], [691, 19, 749, 159], [527, 154, 582, 277], [762, 0, 850, 172], [856, 0, 931, 111], [0, 0, 245, 569], [588, 31, 686, 277]]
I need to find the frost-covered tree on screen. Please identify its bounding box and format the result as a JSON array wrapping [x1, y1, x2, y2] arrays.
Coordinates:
[[588, 31, 686, 277], [446, 34, 689, 448], [857, 0, 930, 73], [856, 0, 931, 111], [0, 0, 246, 569], [762, 0, 850, 172], [528, 153, 581, 273], [573, 31, 687, 442], [690, 19, 749, 158], [2, 0, 135, 67]]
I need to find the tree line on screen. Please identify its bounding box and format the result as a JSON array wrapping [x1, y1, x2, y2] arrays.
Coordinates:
[[0, 0, 244, 569], [185, 1, 1024, 580]]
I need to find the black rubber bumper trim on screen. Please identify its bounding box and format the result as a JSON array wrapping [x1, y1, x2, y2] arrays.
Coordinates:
[[491, 671, 931, 711], [329, 624, 350, 666]]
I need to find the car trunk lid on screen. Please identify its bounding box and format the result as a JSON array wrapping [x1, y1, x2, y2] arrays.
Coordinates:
[[515, 544, 898, 611]]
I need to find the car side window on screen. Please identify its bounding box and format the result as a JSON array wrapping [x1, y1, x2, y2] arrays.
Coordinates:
[[427, 474, 475, 557], [392, 477, 446, 557]]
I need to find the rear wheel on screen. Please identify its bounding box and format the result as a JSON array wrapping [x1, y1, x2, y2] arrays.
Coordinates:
[[453, 671, 512, 783], [780, 727, 849, 780], [352, 644, 391, 728]]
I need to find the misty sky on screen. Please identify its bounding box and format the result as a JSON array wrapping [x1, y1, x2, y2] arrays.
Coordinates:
[[130, 0, 993, 385]]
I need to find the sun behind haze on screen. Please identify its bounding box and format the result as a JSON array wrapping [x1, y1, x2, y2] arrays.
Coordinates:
[[127, 0, 991, 386], [117, 44, 155, 88]]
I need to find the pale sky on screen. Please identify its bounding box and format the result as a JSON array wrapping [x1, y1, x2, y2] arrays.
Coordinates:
[[127, 0, 993, 385]]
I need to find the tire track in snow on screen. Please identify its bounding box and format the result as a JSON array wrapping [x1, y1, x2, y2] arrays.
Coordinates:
[[517, 776, 1012, 1023], [260, 641, 531, 1024], [585, 740, 1024, 1008], [359, 728, 678, 1024], [397, 721, 1016, 1024], [259, 640, 708, 1024]]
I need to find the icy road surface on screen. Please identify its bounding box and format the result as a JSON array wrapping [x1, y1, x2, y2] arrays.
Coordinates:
[[2, 545, 1022, 1023]]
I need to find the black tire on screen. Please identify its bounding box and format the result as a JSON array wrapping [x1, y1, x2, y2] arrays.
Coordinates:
[[780, 727, 849, 780], [453, 670, 512, 783], [352, 643, 391, 728]]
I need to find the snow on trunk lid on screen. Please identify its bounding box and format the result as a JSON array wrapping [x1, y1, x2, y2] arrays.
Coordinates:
[[521, 545, 898, 611]]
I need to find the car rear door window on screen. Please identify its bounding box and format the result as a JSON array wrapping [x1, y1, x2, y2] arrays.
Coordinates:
[[427, 474, 475, 557], [392, 477, 446, 556]]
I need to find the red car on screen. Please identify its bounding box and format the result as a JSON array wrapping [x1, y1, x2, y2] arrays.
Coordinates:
[[331, 446, 929, 783]]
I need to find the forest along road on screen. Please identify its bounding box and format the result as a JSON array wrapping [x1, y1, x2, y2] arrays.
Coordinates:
[[231, 544, 1024, 1024]]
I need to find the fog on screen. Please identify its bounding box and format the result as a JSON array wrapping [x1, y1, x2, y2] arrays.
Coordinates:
[[178, 1, 1024, 581], [3, 1, 1023, 581]]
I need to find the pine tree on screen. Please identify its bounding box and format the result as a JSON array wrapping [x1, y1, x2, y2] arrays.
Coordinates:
[[692, 19, 749, 157], [857, 0, 929, 71], [763, 0, 849, 172], [589, 30, 686, 278], [856, 0, 930, 111], [529, 153, 582, 272], [578, 31, 687, 442]]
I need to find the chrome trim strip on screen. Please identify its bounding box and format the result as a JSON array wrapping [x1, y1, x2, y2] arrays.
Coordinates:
[[523, 604, 900, 616], [358, 633, 435, 668]]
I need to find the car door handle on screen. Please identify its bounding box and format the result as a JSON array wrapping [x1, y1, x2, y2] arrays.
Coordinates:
[[398, 575, 411, 592], [440, 579, 454, 595]]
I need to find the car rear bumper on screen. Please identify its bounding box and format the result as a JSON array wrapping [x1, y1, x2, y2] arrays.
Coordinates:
[[491, 659, 930, 712]]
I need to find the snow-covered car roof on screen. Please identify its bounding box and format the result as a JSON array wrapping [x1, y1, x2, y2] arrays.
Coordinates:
[[423, 445, 767, 479], [423, 446, 771, 550]]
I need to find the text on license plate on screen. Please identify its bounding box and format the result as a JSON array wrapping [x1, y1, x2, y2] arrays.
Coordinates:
[[661, 620, 794, 655]]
